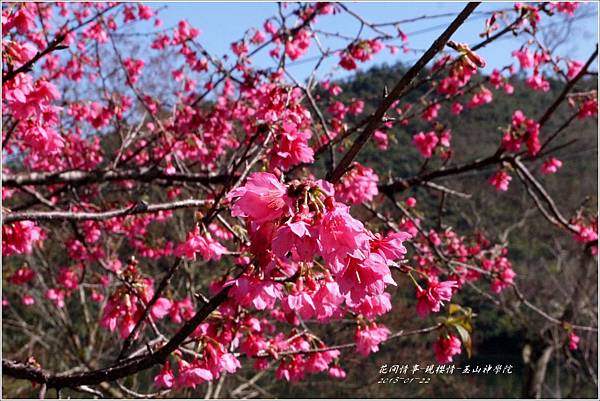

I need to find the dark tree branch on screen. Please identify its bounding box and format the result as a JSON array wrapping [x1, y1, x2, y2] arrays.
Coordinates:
[[327, 2, 481, 183], [2, 168, 232, 188], [1, 285, 232, 388], [2, 34, 66, 84]]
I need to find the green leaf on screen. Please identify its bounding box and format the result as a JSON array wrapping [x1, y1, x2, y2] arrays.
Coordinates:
[[455, 324, 472, 358], [449, 303, 462, 315]]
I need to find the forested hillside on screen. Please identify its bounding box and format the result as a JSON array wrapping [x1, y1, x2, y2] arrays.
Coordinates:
[[273, 62, 598, 398]]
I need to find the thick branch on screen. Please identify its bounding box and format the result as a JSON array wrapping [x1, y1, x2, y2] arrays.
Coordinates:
[[2, 168, 232, 188], [3, 35, 66, 84], [327, 2, 481, 183], [2, 286, 231, 388]]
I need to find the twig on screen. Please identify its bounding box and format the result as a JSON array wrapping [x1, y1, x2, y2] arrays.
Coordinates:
[[116, 258, 184, 361]]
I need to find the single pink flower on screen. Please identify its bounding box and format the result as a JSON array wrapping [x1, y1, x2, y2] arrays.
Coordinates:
[[416, 280, 458, 317], [451, 102, 464, 115], [282, 291, 316, 320], [329, 365, 347, 379], [373, 130, 389, 150], [434, 334, 462, 363], [313, 281, 344, 321], [568, 332, 580, 350], [318, 202, 370, 273], [154, 362, 174, 389], [272, 219, 317, 262], [371, 231, 411, 262], [176, 362, 214, 388], [175, 226, 227, 261], [412, 131, 439, 158], [566, 60, 583, 80], [151, 297, 172, 320], [489, 171, 512, 192], [337, 253, 396, 304], [228, 172, 290, 224], [355, 323, 390, 356], [540, 158, 562, 175], [512, 48, 533, 69]]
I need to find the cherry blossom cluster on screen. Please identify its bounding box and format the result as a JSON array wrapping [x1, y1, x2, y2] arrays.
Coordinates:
[[340, 39, 384, 70], [502, 110, 541, 156], [404, 221, 516, 296], [101, 260, 194, 339]]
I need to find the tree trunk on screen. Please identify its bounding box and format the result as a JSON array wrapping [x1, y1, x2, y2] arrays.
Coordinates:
[[523, 344, 554, 398]]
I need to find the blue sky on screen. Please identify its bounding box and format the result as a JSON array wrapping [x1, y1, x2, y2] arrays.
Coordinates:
[[145, 2, 598, 81]]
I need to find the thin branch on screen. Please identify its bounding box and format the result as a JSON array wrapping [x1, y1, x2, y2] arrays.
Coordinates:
[[1, 284, 232, 388], [3, 199, 209, 224], [537, 45, 598, 128], [265, 324, 441, 357], [117, 258, 184, 361]]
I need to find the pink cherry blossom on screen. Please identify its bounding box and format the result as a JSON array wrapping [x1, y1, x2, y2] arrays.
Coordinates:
[[489, 171, 512, 192], [527, 73, 550, 92], [154, 362, 175, 389], [412, 131, 439, 158], [355, 323, 390, 356], [176, 360, 214, 389], [272, 219, 317, 262], [329, 365, 347, 379], [335, 163, 379, 205], [46, 288, 65, 308], [9, 267, 36, 285], [568, 332, 580, 350], [415, 280, 458, 317], [313, 281, 345, 320], [467, 86, 493, 108], [490, 266, 516, 294], [21, 295, 35, 306], [451, 102, 464, 115], [541, 158, 563, 175], [373, 130, 389, 150], [577, 99, 597, 119], [512, 48, 533, 69], [318, 202, 370, 273], [229, 275, 283, 310], [151, 298, 173, 320], [433, 334, 462, 363], [337, 253, 396, 304], [421, 103, 441, 121], [175, 226, 227, 262], [282, 291, 316, 320], [2, 221, 44, 256], [371, 231, 411, 262], [566, 60, 583, 79], [228, 172, 290, 224]]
